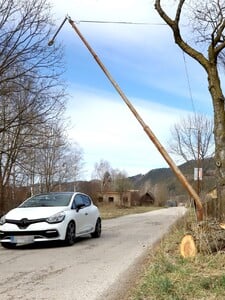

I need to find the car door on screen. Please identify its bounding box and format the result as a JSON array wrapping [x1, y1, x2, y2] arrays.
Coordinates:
[[81, 194, 96, 231], [72, 194, 90, 235]]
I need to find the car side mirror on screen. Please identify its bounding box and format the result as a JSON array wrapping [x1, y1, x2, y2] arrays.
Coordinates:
[[76, 204, 85, 212]]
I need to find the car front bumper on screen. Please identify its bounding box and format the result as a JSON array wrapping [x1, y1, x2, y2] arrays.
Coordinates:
[[0, 221, 67, 244]]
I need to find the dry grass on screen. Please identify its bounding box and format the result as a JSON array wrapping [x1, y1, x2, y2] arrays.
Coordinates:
[[126, 210, 225, 300], [98, 203, 161, 219]]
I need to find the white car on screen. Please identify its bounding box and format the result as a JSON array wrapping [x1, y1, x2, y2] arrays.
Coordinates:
[[0, 192, 101, 248]]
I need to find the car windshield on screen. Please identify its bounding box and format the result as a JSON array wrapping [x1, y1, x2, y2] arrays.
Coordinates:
[[19, 193, 74, 208]]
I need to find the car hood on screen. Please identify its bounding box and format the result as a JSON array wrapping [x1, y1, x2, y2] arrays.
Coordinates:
[[5, 207, 68, 220]]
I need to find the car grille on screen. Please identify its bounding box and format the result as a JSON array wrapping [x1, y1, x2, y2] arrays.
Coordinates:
[[5, 218, 46, 229], [0, 230, 59, 239]]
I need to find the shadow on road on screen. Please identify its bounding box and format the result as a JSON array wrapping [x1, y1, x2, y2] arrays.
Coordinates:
[[1, 235, 93, 250]]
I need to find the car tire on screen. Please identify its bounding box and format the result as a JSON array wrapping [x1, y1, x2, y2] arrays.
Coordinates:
[[1, 242, 17, 249], [64, 221, 76, 246], [91, 218, 101, 238]]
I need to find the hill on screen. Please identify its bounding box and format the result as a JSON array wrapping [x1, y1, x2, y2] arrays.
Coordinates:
[[129, 158, 216, 200]]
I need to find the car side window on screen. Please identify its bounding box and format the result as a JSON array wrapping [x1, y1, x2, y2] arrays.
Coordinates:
[[82, 195, 91, 207], [73, 195, 84, 208]]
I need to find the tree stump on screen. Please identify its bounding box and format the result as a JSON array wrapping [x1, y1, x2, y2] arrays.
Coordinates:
[[180, 234, 197, 258]]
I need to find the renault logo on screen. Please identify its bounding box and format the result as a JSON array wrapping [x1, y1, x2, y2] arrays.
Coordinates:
[[19, 218, 30, 228]]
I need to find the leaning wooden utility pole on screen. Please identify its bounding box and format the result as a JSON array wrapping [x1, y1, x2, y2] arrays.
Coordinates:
[[49, 16, 204, 221]]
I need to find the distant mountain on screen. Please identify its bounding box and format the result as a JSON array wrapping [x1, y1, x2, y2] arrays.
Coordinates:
[[129, 158, 216, 197]]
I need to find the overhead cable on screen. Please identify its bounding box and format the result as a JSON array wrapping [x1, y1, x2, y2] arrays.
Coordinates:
[[75, 20, 166, 25]]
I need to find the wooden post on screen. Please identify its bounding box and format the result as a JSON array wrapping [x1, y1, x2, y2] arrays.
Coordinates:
[[67, 18, 204, 221]]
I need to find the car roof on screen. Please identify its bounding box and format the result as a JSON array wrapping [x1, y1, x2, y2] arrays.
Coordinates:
[[32, 192, 90, 197]]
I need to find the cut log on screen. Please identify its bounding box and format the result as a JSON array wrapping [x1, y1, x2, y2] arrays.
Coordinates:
[[219, 223, 225, 230], [180, 234, 197, 258], [189, 219, 225, 253]]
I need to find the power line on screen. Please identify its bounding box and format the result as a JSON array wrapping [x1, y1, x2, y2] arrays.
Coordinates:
[[182, 51, 196, 113], [75, 20, 166, 26]]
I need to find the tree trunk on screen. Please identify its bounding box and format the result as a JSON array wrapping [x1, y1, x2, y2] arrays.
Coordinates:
[[0, 181, 6, 215], [208, 66, 225, 221]]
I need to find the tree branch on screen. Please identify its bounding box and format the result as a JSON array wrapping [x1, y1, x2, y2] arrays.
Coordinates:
[[155, 0, 209, 70]]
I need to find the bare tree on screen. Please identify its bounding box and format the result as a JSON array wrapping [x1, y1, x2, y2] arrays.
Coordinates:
[[155, 0, 225, 220], [154, 183, 168, 207], [10, 119, 84, 194], [35, 123, 66, 192], [0, 0, 66, 214], [112, 170, 132, 207], [57, 143, 84, 192], [92, 160, 112, 194], [169, 114, 214, 162]]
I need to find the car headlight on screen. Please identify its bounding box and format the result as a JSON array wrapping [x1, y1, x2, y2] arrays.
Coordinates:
[[46, 211, 65, 224], [0, 215, 6, 225]]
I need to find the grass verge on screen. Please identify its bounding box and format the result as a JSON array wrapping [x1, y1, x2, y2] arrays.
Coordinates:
[[98, 203, 162, 219], [126, 210, 225, 300]]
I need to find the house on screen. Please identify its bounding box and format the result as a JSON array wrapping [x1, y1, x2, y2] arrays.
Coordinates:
[[98, 190, 155, 207], [139, 192, 155, 206], [98, 190, 140, 207]]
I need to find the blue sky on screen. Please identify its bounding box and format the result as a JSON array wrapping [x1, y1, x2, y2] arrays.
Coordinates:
[[50, 0, 213, 180]]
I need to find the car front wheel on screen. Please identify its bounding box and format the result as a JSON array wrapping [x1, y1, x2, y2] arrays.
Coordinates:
[[91, 218, 101, 238], [64, 221, 76, 246]]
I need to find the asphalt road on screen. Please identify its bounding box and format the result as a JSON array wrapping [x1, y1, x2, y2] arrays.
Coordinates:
[[0, 207, 186, 300]]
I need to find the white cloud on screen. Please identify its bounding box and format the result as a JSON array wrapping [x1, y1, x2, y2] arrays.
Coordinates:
[[50, 0, 158, 22], [66, 85, 190, 179]]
